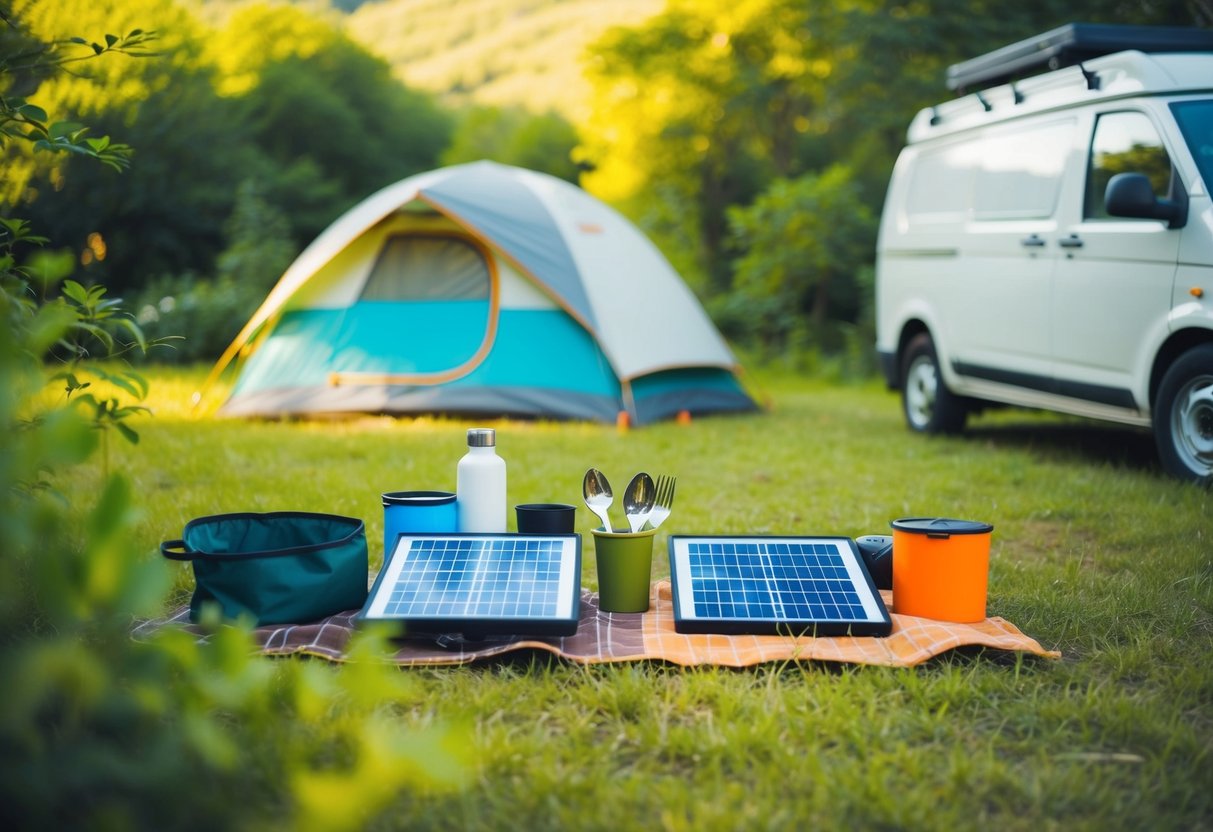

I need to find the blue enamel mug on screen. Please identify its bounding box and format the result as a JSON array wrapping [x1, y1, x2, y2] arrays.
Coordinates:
[[381, 491, 457, 555]]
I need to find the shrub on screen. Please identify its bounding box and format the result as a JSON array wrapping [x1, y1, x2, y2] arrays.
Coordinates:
[[0, 13, 469, 827]]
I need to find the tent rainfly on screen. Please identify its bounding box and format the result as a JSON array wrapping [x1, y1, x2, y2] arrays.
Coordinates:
[[207, 161, 758, 425]]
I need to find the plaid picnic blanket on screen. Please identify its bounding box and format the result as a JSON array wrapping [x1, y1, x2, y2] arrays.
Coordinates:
[[134, 581, 1060, 667]]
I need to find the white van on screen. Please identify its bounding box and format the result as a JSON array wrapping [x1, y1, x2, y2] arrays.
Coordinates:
[[875, 24, 1213, 483]]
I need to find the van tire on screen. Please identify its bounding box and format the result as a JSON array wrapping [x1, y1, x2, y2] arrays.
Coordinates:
[[901, 333, 967, 434], [1154, 344, 1213, 486]]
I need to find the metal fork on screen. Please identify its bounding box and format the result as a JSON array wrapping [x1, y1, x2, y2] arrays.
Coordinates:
[[645, 475, 676, 530]]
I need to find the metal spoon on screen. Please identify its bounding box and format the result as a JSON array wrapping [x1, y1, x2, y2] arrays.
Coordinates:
[[623, 472, 655, 533], [582, 468, 614, 532]]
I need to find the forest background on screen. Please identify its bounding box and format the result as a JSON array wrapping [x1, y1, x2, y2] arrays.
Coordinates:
[[3, 2, 1212, 828], [6, 0, 1208, 373]]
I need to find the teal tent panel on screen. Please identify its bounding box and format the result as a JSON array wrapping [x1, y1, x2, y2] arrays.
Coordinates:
[[629, 368, 758, 425], [232, 301, 489, 394], [424, 169, 596, 329], [231, 306, 619, 399], [449, 309, 618, 396]]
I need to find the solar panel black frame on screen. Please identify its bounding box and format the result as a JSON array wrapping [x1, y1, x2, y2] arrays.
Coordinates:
[[357, 533, 581, 637], [668, 535, 892, 637]]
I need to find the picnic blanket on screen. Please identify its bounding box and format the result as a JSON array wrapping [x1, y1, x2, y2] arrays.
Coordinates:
[[134, 581, 1060, 667]]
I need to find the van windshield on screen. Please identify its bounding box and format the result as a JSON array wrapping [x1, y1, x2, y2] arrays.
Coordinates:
[[1171, 100, 1213, 191]]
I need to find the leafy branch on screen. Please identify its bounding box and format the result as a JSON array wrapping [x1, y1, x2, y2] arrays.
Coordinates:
[[0, 27, 157, 169], [1, 18, 172, 470]]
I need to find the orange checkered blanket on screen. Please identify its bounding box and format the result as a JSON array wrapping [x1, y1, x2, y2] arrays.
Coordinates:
[[136, 581, 1060, 667]]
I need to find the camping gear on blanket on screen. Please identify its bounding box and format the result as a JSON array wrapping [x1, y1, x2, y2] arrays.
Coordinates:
[[645, 475, 676, 530], [161, 512, 368, 626], [456, 428, 507, 533], [382, 491, 457, 556], [515, 503, 577, 534], [357, 533, 581, 638], [202, 161, 758, 425], [582, 468, 614, 531], [134, 581, 1061, 668], [622, 472, 655, 532], [667, 535, 893, 636], [855, 534, 894, 589], [890, 517, 993, 623], [592, 526, 658, 613]]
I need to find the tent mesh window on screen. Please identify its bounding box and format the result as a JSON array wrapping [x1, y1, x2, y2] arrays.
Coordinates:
[[360, 234, 490, 301]]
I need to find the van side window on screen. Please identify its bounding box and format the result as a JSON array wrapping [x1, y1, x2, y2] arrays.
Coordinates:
[[1085, 112, 1173, 219], [905, 120, 1071, 225], [970, 121, 1072, 221]]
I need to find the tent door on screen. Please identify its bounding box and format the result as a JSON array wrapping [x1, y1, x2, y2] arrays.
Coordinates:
[[331, 232, 498, 386]]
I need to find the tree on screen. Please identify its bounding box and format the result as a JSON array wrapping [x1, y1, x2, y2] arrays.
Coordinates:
[[724, 165, 875, 351], [442, 105, 582, 182], [4, 0, 453, 295], [581, 0, 825, 292], [3, 0, 256, 292], [211, 2, 453, 242]]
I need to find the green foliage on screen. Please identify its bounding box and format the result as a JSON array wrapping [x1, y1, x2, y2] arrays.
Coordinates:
[[132, 180, 295, 363], [214, 2, 454, 231], [722, 165, 875, 353], [0, 27, 142, 193], [4, 0, 452, 294], [582, 0, 824, 291], [0, 11, 470, 826], [0, 22, 154, 171], [442, 104, 582, 181]]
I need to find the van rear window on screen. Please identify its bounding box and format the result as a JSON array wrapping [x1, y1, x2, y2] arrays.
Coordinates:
[[905, 145, 975, 221]]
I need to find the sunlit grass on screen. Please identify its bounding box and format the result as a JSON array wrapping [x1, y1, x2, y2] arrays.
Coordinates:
[[57, 363, 1213, 829]]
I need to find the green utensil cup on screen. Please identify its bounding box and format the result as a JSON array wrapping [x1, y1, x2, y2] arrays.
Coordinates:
[[592, 526, 658, 613]]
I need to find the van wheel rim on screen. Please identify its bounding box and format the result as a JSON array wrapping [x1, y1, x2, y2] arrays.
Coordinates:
[[1173, 373, 1213, 475], [906, 356, 938, 428]]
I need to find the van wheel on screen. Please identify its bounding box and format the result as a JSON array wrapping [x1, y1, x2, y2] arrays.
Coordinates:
[[1154, 344, 1213, 485], [901, 333, 967, 434]]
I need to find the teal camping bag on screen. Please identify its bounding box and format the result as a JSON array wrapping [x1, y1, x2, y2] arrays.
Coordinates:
[[161, 512, 368, 625]]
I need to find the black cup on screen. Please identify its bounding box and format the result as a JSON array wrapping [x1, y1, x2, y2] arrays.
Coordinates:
[[515, 503, 577, 534]]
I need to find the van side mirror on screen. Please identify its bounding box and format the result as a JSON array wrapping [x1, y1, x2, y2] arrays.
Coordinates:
[[1105, 173, 1187, 228]]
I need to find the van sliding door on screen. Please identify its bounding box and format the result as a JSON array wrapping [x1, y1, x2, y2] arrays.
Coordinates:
[[947, 119, 1073, 388]]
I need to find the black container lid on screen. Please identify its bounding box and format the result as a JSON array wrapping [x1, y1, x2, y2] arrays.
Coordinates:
[[382, 490, 456, 506], [890, 517, 994, 538]]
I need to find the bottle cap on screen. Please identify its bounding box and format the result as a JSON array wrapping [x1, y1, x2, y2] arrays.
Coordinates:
[[467, 428, 496, 447]]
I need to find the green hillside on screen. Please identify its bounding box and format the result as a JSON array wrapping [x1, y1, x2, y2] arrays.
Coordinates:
[[343, 0, 664, 118]]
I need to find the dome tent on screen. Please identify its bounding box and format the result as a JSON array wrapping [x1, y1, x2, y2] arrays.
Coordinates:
[[208, 161, 757, 425]]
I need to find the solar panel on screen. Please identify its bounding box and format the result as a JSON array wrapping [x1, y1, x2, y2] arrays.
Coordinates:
[[358, 533, 581, 637], [668, 536, 892, 636]]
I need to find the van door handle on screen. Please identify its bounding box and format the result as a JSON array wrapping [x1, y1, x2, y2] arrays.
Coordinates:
[[1058, 234, 1084, 249], [1020, 234, 1046, 248]]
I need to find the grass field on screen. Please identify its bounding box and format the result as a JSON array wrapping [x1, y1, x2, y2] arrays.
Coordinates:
[[63, 364, 1212, 829]]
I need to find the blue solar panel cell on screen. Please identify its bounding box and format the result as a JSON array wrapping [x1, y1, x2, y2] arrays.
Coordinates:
[[668, 536, 892, 636], [358, 534, 581, 637]]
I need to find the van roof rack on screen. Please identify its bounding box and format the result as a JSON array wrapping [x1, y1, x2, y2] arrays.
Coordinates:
[[946, 22, 1213, 92]]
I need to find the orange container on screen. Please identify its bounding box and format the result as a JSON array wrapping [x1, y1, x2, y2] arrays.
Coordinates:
[[890, 518, 993, 623]]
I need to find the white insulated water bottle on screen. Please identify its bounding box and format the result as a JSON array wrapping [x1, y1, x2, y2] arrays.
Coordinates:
[[456, 428, 506, 532]]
